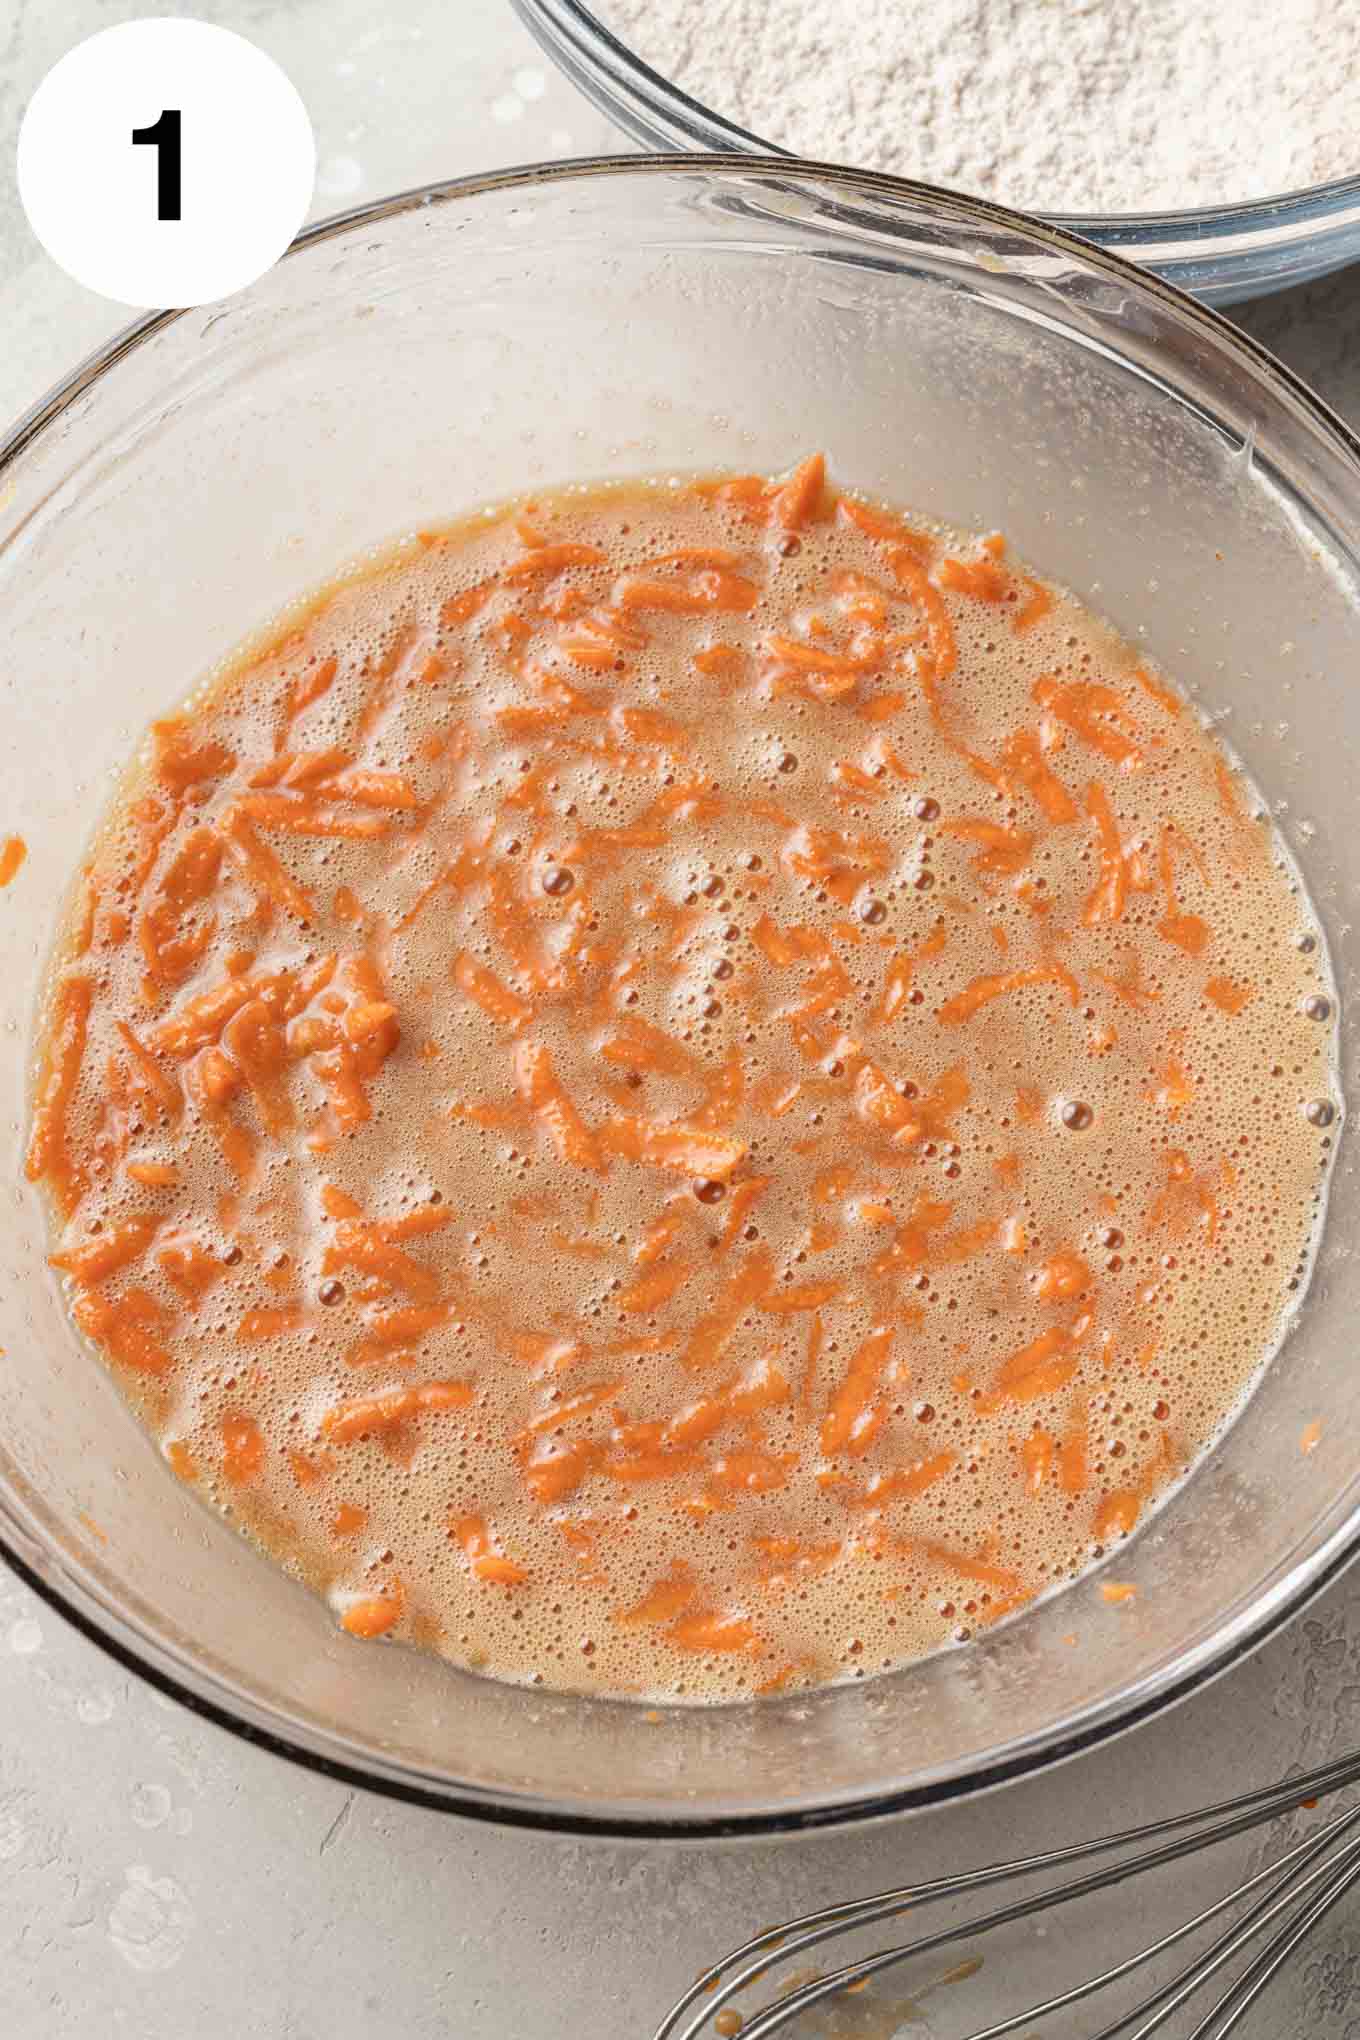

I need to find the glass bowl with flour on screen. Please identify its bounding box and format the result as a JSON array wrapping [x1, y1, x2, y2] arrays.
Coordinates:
[[512, 0, 1360, 302]]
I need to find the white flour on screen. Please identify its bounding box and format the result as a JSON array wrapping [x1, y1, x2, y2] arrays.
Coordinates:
[[602, 0, 1360, 214]]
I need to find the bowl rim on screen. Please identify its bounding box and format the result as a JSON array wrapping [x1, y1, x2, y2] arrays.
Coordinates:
[[4, 150, 1360, 1839], [512, 0, 1360, 239]]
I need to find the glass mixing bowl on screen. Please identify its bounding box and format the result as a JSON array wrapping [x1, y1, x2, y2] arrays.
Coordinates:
[[512, 0, 1360, 306], [1, 156, 1358, 1837]]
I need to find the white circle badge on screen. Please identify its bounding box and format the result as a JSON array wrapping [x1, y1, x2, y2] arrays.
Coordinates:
[[17, 18, 316, 310]]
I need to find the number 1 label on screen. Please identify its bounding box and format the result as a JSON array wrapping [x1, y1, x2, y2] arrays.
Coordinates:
[[131, 108, 182, 221], [17, 19, 314, 309]]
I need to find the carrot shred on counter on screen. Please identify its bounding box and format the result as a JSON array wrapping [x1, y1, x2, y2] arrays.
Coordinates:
[[0, 835, 27, 887]]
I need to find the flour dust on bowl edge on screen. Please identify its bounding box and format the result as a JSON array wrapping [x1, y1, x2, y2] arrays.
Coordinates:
[[0, 157, 1357, 1835], [511, 0, 1360, 307]]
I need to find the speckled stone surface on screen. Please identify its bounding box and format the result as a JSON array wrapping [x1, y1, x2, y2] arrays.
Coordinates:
[[3, 5, 1360, 2035]]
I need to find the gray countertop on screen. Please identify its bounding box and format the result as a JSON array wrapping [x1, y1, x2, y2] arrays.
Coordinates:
[[4, 4, 1360, 2035]]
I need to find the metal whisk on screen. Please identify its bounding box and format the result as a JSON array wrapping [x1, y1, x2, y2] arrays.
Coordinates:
[[655, 1746, 1360, 2040]]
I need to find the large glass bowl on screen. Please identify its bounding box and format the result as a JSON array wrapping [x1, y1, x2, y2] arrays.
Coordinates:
[[1, 155, 1358, 1838], [511, 0, 1360, 306]]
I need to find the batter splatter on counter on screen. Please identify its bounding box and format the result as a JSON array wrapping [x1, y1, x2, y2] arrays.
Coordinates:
[[27, 457, 1337, 1699]]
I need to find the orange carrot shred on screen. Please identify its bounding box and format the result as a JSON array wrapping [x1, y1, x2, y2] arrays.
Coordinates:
[[937, 962, 1079, 1026]]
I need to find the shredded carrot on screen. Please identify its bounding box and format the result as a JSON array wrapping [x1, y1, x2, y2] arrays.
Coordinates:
[[340, 1590, 403, 1638], [72, 1287, 173, 1375], [237, 1306, 304, 1343], [940, 817, 1034, 880], [1083, 782, 1131, 925], [26, 974, 92, 1210], [1020, 1430, 1054, 1494], [323, 1380, 474, 1443], [1013, 578, 1054, 633], [601, 1116, 746, 1180], [1136, 665, 1182, 717], [454, 950, 532, 1032], [1156, 823, 1211, 957], [51, 1213, 159, 1284], [665, 1610, 763, 1655], [221, 1413, 265, 1485], [1205, 976, 1251, 1014], [1001, 729, 1077, 823], [852, 1454, 956, 1505], [152, 719, 234, 792], [503, 542, 606, 581], [126, 1159, 177, 1187], [1034, 1251, 1090, 1302], [618, 1258, 694, 1314], [1058, 1406, 1089, 1494], [769, 453, 826, 532], [453, 1512, 528, 1584], [218, 807, 315, 922], [937, 553, 1010, 604], [0, 835, 27, 887], [157, 1232, 223, 1301], [937, 962, 1079, 1025], [617, 1562, 697, 1626], [1094, 1491, 1141, 1541], [1033, 676, 1144, 771], [821, 1326, 895, 1456], [515, 1038, 604, 1173], [990, 1320, 1087, 1404]]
